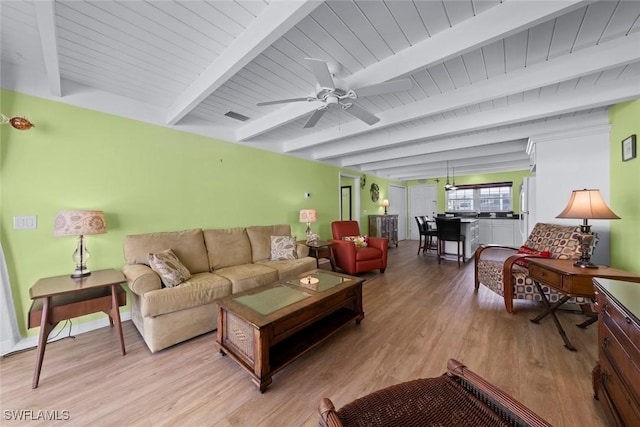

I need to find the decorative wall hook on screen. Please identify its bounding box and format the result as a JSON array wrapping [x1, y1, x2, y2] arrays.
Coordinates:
[[1, 113, 35, 130]]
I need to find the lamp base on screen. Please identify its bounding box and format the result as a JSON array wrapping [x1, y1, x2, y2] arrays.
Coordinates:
[[71, 268, 91, 278], [573, 260, 598, 269]]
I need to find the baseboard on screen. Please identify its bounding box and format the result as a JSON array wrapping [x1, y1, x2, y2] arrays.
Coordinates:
[[2, 311, 131, 356]]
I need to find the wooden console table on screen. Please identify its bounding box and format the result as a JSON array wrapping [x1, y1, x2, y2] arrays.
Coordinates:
[[28, 269, 127, 388], [527, 258, 640, 351], [592, 278, 640, 427]]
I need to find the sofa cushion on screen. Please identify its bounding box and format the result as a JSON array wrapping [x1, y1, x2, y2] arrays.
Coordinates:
[[247, 224, 292, 262], [124, 229, 210, 274], [256, 257, 317, 281], [270, 236, 298, 260], [214, 263, 279, 293], [203, 228, 252, 270], [523, 223, 581, 259], [148, 249, 191, 288], [140, 272, 231, 317]]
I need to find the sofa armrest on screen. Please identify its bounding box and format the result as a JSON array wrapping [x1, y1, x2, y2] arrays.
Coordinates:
[[366, 236, 388, 250], [296, 242, 310, 258], [123, 264, 162, 296], [475, 244, 519, 260], [329, 239, 357, 268]]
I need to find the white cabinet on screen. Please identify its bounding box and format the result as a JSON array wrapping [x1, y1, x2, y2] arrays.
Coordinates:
[[479, 219, 492, 244], [478, 219, 519, 247], [492, 220, 515, 246]]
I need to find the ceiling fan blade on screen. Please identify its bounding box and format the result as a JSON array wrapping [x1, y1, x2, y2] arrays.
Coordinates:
[[305, 58, 335, 89], [343, 103, 380, 125], [354, 79, 413, 98], [304, 108, 327, 128], [256, 97, 311, 106]]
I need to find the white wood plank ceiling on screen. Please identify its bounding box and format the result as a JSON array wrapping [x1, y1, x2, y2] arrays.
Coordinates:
[[2, 0, 639, 180]]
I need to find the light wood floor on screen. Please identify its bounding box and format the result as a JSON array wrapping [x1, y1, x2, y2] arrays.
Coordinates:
[[1, 241, 607, 426]]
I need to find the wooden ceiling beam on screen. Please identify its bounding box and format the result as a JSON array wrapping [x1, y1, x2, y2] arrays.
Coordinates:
[[165, 1, 320, 125]]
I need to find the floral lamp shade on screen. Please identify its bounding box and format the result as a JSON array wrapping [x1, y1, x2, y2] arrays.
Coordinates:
[[299, 209, 318, 223], [54, 210, 107, 236]]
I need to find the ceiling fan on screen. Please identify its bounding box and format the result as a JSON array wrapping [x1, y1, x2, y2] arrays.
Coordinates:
[[256, 58, 412, 128]]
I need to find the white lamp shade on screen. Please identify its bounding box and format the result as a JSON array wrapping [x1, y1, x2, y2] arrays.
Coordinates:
[[382, 199, 390, 207], [299, 209, 317, 223], [556, 189, 620, 220], [54, 210, 107, 236]]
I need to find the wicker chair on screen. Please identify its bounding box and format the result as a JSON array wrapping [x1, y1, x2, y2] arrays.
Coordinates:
[[474, 222, 592, 313], [318, 359, 551, 427]]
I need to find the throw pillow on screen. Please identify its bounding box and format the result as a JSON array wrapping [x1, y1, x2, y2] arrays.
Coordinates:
[[148, 249, 191, 288], [342, 235, 369, 248], [514, 245, 551, 267], [270, 236, 298, 260]]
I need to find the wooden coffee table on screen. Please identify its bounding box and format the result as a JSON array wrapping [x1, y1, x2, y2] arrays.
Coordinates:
[[215, 270, 364, 392]]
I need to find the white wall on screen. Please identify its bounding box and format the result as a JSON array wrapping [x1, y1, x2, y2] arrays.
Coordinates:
[[532, 122, 613, 265]]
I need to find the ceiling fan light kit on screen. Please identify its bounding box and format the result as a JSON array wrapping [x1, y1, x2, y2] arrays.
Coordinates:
[[257, 58, 412, 129]]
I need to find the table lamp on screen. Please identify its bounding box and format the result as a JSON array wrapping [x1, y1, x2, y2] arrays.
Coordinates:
[[382, 199, 390, 214], [299, 209, 318, 243], [54, 210, 107, 278], [556, 189, 620, 269]]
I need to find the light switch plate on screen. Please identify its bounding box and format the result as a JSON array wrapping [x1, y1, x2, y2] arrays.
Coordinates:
[[13, 215, 37, 230]]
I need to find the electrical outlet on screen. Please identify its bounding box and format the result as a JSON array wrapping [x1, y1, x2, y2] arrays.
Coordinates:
[[14, 215, 37, 230]]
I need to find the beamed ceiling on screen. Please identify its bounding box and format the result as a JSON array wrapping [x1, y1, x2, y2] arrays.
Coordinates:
[[1, 0, 639, 181]]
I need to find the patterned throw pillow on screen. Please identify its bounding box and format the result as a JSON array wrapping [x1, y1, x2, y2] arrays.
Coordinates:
[[342, 235, 369, 248], [148, 249, 191, 288], [514, 245, 550, 267], [270, 236, 298, 260]]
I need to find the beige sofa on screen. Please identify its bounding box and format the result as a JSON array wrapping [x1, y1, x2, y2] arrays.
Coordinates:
[[123, 225, 316, 352]]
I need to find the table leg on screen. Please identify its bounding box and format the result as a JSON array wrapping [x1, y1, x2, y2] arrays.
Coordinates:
[[32, 297, 57, 389], [110, 284, 126, 356], [530, 282, 576, 351], [328, 249, 336, 271]]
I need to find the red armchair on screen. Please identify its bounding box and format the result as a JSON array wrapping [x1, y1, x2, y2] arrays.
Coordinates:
[[330, 221, 388, 275]]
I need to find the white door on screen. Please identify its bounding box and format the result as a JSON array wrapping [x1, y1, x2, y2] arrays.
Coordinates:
[[389, 185, 407, 241], [409, 185, 437, 240]]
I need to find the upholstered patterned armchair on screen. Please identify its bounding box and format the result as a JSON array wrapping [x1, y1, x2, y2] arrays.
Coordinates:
[[330, 221, 389, 275], [474, 222, 592, 313]]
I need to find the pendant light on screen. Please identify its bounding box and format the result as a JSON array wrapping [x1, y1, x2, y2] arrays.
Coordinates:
[[444, 161, 452, 190], [450, 166, 458, 191]]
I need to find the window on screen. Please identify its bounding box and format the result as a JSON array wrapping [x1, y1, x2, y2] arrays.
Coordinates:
[[446, 182, 513, 213]]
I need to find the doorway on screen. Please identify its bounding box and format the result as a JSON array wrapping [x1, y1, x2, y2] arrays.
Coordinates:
[[409, 185, 437, 240], [338, 173, 360, 226], [389, 184, 407, 241], [340, 186, 352, 220]]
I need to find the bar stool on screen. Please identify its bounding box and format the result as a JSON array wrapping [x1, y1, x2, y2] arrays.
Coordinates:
[[435, 217, 465, 266]]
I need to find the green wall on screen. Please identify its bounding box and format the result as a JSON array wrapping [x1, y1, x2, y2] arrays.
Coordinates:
[[0, 89, 366, 337], [609, 99, 640, 274], [4, 88, 636, 339]]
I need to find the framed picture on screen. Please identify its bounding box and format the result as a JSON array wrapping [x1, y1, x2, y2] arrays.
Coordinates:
[[622, 134, 636, 161]]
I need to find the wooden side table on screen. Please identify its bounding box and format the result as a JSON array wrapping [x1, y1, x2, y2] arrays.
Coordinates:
[[304, 241, 336, 271], [527, 258, 640, 351], [28, 268, 127, 388]]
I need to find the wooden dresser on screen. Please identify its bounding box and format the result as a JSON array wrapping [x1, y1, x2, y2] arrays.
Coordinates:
[[368, 214, 398, 247], [593, 278, 640, 426]]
